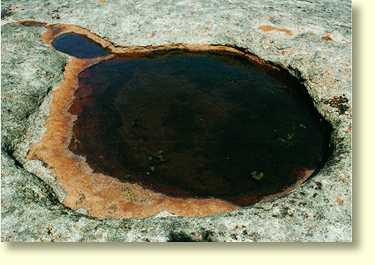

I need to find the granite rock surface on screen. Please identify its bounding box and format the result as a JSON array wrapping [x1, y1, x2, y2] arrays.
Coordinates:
[[1, 0, 352, 242]]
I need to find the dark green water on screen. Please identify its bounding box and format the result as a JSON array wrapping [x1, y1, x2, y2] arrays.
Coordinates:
[[52, 32, 108, 58], [68, 51, 331, 201]]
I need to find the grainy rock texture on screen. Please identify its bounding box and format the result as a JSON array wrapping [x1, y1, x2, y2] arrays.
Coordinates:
[[1, 0, 352, 242]]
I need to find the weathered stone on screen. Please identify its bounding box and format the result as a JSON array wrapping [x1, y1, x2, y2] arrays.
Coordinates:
[[1, 0, 352, 242]]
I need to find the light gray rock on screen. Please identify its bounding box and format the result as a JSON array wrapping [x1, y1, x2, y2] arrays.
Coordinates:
[[1, 0, 352, 242]]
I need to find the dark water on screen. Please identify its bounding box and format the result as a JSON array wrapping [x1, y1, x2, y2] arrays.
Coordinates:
[[52, 32, 108, 58], [68, 51, 331, 200]]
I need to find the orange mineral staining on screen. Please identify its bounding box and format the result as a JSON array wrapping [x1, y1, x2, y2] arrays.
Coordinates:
[[258, 25, 293, 36]]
